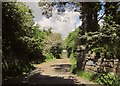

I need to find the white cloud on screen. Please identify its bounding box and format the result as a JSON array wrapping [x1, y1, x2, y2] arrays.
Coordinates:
[[25, 2, 82, 39], [38, 11, 81, 39], [25, 2, 42, 22]]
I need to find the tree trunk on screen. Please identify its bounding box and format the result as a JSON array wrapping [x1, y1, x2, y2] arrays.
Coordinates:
[[81, 2, 98, 33], [76, 2, 99, 70]]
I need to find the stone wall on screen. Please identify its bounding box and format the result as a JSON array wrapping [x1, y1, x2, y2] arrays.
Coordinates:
[[76, 45, 120, 76], [84, 56, 120, 75]]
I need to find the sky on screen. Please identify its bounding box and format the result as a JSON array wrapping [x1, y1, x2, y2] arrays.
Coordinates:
[[20, 1, 104, 39], [24, 2, 82, 39]]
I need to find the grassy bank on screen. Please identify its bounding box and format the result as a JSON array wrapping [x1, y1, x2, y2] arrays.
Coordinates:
[[69, 55, 119, 86], [44, 53, 56, 62]]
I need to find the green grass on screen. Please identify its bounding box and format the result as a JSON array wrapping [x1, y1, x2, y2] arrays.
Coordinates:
[[70, 63, 94, 81], [76, 70, 94, 80], [70, 53, 76, 64], [69, 53, 119, 86], [69, 53, 77, 73], [69, 53, 95, 81], [70, 60, 119, 86], [70, 64, 119, 86], [44, 53, 56, 62]]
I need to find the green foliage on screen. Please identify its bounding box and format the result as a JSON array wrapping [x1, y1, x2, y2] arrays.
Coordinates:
[[70, 53, 76, 65], [69, 52, 77, 73], [92, 47, 105, 58], [70, 66, 94, 81], [94, 73, 117, 85], [50, 43, 62, 59], [113, 77, 120, 86], [71, 67, 118, 86], [2, 2, 46, 78], [76, 70, 93, 80], [43, 32, 63, 58], [44, 53, 55, 62], [70, 64, 77, 73], [63, 28, 80, 58], [64, 28, 80, 49], [92, 47, 104, 53], [77, 19, 120, 60], [99, 8, 120, 59], [104, 2, 120, 25]]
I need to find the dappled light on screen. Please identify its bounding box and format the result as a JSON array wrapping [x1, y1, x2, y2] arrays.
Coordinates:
[[2, 1, 120, 86], [3, 72, 78, 85], [3, 59, 85, 85], [51, 64, 71, 72]]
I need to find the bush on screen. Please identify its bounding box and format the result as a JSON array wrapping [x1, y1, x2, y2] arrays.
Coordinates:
[[113, 77, 120, 86], [70, 53, 76, 65], [50, 43, 62, 59], [92, 73, 117, 85], [44, 53, 55, 62], [76, 70, 93, 80], [70, 64, 77, 74], [69, 52, 77, 73], [2, 2, 45, 78]]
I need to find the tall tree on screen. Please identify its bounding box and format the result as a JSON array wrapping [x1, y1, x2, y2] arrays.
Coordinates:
[[75, 2, 101, 70], [76, 2, 120, 71], [2, 2, 45, 78], [80, 2, 101, 34], [38, 2, 101, 70], [104, 2, 120, 24], [43, 32, 62, 58]]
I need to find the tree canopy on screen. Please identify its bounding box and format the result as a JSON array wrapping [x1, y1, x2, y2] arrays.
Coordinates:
[[2, 2, 120, 85], [2, 2, 49, 78]]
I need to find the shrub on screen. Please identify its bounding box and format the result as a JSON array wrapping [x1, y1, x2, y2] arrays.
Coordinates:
[[70, 53, 76, 65], [76, 70, 93, 80], [44, 53, 55, 62], [113, 76, 120, 86], [94, 73, 117, 85]]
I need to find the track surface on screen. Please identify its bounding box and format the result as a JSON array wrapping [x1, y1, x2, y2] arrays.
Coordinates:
[[3, 58, 100, 85]]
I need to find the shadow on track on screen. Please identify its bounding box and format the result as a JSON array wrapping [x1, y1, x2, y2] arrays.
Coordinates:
[[2, 68, 85, 86], [51, 64, 71, 72]]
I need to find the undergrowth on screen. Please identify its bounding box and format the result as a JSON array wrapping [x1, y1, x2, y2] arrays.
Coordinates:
[[69, 54, 119, 86], [44, 53, 56, 62]]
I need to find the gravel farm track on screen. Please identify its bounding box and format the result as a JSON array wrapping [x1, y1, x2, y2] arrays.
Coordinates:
[[2, 57, 102, 86]]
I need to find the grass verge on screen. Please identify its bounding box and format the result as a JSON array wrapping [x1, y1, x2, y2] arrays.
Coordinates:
[[44, 53, 56, 62], [69, 53, 119, 86]]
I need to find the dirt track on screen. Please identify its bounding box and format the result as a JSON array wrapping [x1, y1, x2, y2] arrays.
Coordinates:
[[3, 58, 100, 85]]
